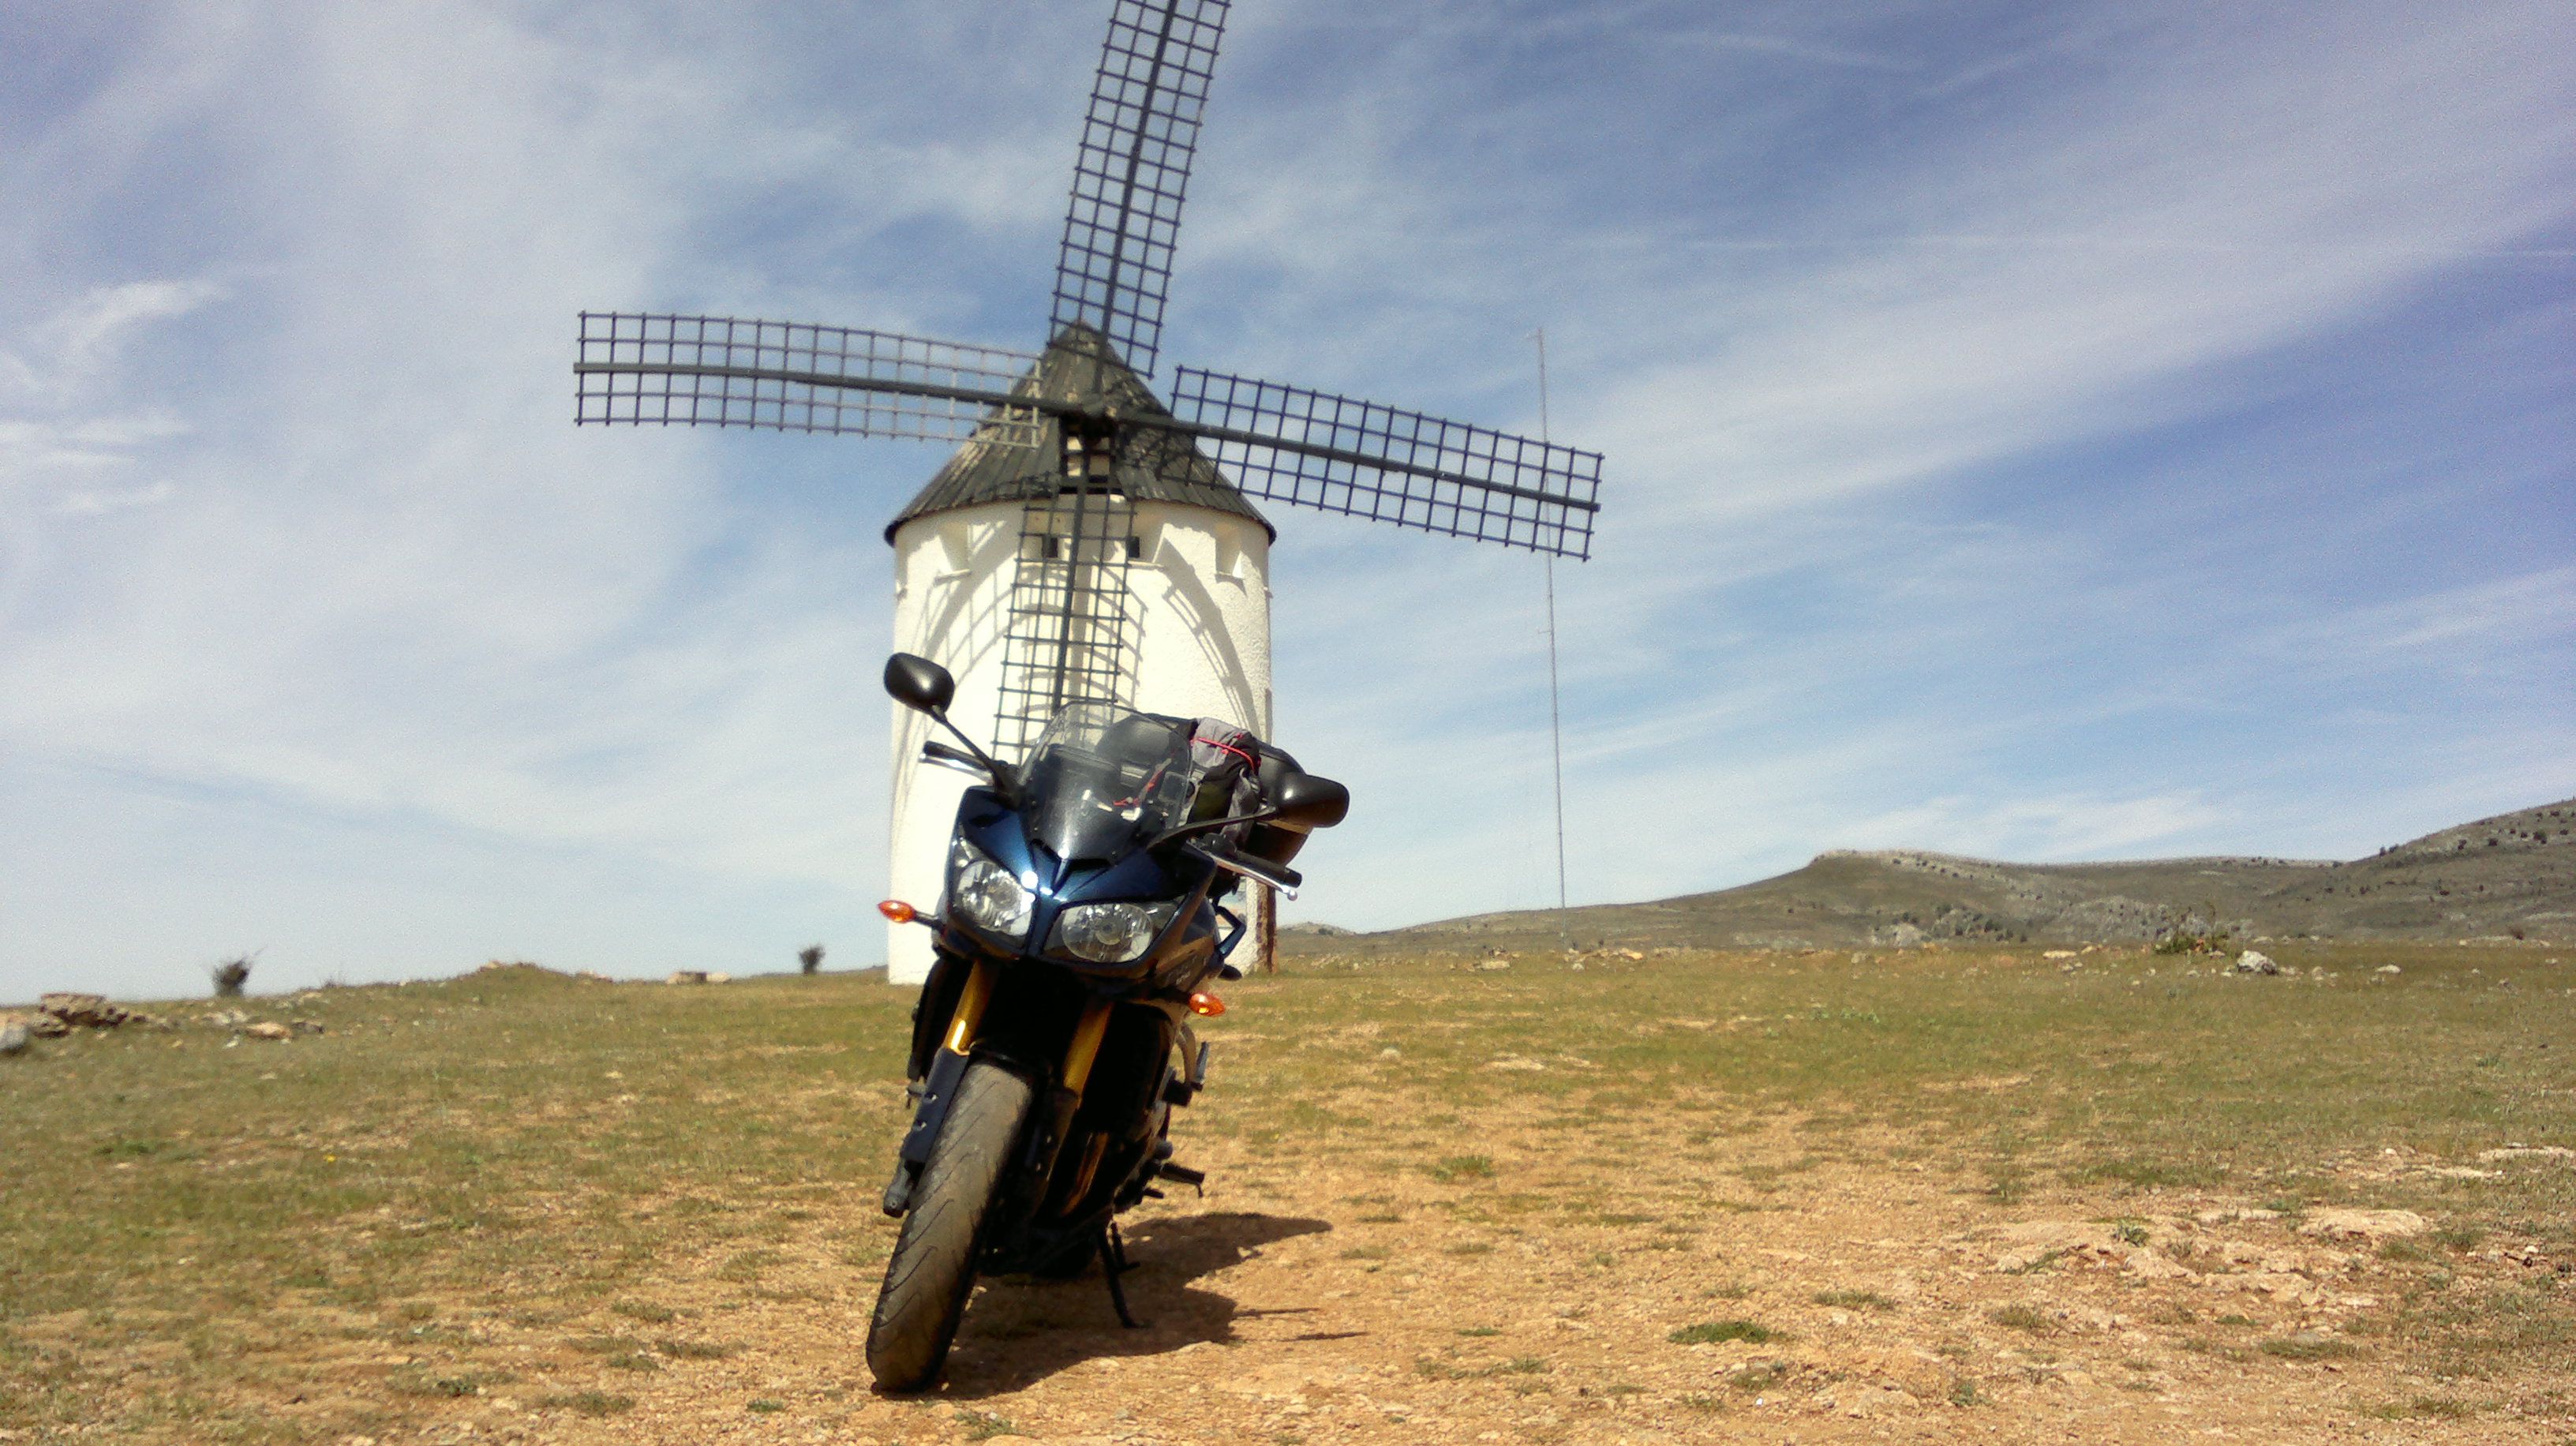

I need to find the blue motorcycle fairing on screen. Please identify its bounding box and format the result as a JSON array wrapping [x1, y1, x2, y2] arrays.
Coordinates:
[[948, 788, 1219, 977]]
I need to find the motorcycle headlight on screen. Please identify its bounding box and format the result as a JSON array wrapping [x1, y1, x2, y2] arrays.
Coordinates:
[[948, 839, 1032, 942], [1052, 901, 1166, 965]]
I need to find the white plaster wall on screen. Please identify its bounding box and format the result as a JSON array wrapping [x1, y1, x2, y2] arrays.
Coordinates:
[[1125, 502, 1273, 736], [883, 499, 1272, 984]]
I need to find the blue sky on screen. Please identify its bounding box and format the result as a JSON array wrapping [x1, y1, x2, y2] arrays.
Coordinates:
[[4, 0, 2569, 999]]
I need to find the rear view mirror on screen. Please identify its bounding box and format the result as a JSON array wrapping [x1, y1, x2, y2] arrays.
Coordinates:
[[884, 654, 957, 716], [1270, 772, 1350, 830], [886, 654, 1012, 803]]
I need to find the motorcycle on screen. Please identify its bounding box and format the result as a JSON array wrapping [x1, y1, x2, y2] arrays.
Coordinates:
[[865, 652, 1348, 1391]]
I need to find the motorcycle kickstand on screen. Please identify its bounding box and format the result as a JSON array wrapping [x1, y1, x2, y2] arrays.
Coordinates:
[[1098, 1221, 1144, 1330]]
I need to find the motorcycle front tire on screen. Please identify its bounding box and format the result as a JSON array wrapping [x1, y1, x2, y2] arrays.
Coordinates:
[[864, 1057, 1034, 1391]]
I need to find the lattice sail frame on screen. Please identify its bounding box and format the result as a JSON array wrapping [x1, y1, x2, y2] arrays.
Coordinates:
[[575, 313, 1043, 448], [574, 309, 1604, 560], [1166, 367, 1601, 560], [1050, 0, 1229, 376]]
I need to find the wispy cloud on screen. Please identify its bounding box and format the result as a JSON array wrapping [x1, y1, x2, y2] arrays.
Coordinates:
[[1690, 32, 1921, 73], [1, 0, 2567, 993]]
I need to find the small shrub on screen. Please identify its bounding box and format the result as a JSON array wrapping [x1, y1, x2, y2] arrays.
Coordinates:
[[1670, 1319, 1781, 1345], [212, 953, 254, 998], [1813, 1289, 1893, 1311], [798, 944, 824, 976], [956, 1408, 1017, 1439], [1988, 1304, 2053, 1333], [2259, 1332, 2361, 1361], [538, 1391, 634, 1417], [1428, 1155, 1494, 1182], [394, 1371, 494, 1399]]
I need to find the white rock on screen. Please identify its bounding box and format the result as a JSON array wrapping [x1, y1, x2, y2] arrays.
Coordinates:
[[2297, 1208, 2428, 1243], [2233, 950, 2279, 976], [2375, 965, 2402, 976]]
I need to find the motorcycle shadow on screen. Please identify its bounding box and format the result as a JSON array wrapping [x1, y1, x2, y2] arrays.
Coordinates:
[[938, 1211, 1334, 1396]]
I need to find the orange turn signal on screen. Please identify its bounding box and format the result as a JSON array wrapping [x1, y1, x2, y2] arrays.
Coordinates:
[[1188, 991, 1226, 1017], [878, 900, 918, 923]]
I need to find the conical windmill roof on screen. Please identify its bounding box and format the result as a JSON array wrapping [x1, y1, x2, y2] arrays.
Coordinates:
[[884, 324, 1275, 543]]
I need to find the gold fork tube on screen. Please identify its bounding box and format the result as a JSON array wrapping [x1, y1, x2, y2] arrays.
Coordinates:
[[1061, 998, 1116, 1092], [942, 961, 997, 1055]]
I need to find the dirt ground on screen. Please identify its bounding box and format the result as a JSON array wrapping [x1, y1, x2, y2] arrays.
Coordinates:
[[343, 1115, 2569, 1446], [7, 950, 2568, 1444]]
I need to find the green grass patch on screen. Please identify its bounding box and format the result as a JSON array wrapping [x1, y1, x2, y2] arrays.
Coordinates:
[[1669, 1319, 1782, 1345], [538, 1390, 634, 1417], [1427, 1155, 1495, 1182], [1813, 1289, 1894, 1311], [1988, 1305, 2054, 1334]]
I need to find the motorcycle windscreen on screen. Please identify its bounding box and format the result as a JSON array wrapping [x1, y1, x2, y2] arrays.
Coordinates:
[[1020, 703, 1206, 863]]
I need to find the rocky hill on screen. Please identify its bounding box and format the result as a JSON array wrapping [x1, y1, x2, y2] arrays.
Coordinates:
[[1284, 796, 2574, 956]]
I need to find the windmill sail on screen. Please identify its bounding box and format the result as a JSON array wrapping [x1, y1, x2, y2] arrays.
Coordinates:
[[578, 309, 1601, 560], [1156, 366, 1603, 560], [1051, 0, 1230, 377], [575, 313, 1043, 447]]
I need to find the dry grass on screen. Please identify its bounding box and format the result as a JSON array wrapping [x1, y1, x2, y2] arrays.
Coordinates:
[[2, 942, 2570, 1441]]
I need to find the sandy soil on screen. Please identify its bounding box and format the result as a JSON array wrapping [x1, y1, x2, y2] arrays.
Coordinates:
[[357, 1113, 2570, 1446]]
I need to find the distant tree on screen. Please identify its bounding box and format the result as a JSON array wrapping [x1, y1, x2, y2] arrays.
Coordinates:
[[799, 944, 825, 976], [212, 953, 254, 998]]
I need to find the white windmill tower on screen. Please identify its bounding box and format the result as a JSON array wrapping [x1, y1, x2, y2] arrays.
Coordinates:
[[573, 0, 1602, 985]]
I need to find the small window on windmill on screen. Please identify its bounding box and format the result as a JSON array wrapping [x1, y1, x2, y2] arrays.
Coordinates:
[[1040, 535, 1062, 561], [935, 519, 973, 574]]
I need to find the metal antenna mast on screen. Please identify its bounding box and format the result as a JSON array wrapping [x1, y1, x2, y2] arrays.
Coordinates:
[[1535, 330, 1569, 937]]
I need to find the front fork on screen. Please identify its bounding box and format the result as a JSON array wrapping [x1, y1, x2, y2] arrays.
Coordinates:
[[881, 959, 1115, 1217]]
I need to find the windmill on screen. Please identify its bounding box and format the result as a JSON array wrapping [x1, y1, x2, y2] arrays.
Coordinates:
[[574, 0, 1604, 984]]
